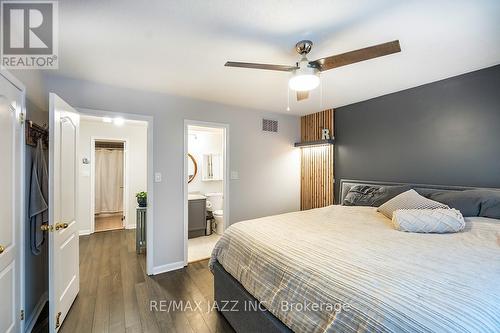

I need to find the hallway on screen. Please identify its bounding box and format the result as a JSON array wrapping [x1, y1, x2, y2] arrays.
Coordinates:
[[60, 229, 233, 333]]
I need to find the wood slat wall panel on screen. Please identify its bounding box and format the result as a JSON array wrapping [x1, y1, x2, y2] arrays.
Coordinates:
[[300, 109, 334, 210]]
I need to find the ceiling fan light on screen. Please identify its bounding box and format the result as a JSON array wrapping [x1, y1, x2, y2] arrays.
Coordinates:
[[289, 74, 320, 91]]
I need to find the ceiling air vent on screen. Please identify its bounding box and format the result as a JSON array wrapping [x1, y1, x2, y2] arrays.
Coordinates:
[[262, 119, 278, 133]]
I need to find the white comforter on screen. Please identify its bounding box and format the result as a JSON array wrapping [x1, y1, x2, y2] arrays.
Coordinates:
[[209, 205, 500, 333]]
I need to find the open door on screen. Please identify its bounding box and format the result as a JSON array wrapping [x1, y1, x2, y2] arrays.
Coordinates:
[[48, 93, 80, 331], [0, 72, 24, 333]]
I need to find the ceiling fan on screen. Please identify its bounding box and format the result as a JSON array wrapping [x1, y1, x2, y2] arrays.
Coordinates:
[[225, 40, 401, 101]]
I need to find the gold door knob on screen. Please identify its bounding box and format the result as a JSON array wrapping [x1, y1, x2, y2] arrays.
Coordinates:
[[40, 224, 53, 232], [0, 245, 5, 254], [55, 222, 69, 230]]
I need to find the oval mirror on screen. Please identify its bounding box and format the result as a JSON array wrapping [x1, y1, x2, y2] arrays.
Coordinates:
[[188, 153, 197, 183]]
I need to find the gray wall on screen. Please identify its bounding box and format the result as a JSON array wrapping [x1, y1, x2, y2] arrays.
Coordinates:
[[38, 74, 301, 271], [335, 65, 500, 200]]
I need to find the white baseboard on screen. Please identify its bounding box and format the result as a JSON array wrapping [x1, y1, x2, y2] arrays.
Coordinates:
[[25, 291, 48, 333], [79, 229, 91, 236], [125, 224, 136, 230], [151, 261, 185, 275]]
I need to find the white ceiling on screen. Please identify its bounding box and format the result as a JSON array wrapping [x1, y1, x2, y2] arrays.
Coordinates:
[[14, 0, 500, 115]]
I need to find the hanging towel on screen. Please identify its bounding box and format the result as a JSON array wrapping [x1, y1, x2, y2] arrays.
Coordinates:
[[29, 138, 48, 255]]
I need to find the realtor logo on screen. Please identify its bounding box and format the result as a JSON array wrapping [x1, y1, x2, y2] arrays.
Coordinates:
[[1, 1, 58, 69]]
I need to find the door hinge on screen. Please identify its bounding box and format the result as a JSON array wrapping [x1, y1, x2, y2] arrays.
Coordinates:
[[19, 112, 25, 124], [55, 312, 62, 329], [20, 309, 24, 320]]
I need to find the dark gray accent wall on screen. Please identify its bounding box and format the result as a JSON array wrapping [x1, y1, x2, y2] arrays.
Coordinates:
[[335, 65, 500, 200]]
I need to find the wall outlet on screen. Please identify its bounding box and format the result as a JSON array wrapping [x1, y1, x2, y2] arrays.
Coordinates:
[[230, 171, 239, 180], [154, 172, 162, 183]]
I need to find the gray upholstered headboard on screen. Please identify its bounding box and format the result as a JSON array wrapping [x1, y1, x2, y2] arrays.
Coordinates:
[[339, 179, 500, 205]]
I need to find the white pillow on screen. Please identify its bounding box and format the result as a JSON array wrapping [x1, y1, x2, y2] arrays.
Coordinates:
[[392, 208, 465, 233], [377, 189, 448, 218]]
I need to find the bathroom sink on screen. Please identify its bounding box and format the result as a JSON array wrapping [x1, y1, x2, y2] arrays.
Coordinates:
[[188, 194, 206, 201]]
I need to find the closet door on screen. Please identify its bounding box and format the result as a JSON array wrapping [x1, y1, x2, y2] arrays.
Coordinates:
[[48, 93, 80, 331], [0, 72, 24, 333]]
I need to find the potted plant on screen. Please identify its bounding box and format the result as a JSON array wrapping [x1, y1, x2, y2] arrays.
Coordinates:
[[136, 191, 147, 207]]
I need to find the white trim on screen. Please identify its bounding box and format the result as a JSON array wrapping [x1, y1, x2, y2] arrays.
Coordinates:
[[19, 81, 27, 333], [78, 230, 91, 236], [77, 107, 155, 275], [24, 291, 48, 333], [151, 261, 185, 275], [18, 76, 26, 333], [47, 93, 55, 332], [0, 69, 26, 92], [125, 224, 136, 230], [183, 120, 230, 266], [90, 137, 129, 234]]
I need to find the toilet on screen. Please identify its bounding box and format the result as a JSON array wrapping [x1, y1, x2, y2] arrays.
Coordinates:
[[213, 210, 224, 235], [205, 192, 224, 235]]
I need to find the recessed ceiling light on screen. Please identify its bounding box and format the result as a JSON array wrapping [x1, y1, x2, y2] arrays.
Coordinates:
[[113, 117, 125, 126], [102, 117, 112, 123]]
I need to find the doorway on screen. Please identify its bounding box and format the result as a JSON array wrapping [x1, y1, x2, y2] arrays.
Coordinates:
[[93, 140, 126, 232], [42, 99, 155, 331], [184, 120, 229, 264], [78, 109, 154, 274]]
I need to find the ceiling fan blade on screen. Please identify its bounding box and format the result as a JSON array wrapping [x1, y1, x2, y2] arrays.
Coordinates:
[[225, 61, 298, 72], [296, 91, 309, 101], [310, 40, 401, 71]]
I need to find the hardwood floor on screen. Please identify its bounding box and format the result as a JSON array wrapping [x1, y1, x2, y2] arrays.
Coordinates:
[[60, 229, 234, 333], [95, 213, 124, 232]]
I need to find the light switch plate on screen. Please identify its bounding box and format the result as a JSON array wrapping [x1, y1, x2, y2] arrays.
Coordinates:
[[230, 171, 239, 180], [154, 172, 162, 182]]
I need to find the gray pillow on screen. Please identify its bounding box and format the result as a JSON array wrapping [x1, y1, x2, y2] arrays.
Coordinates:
[[421, 189, 500, 219], [377, 189, 449, 219], [343, 185, 411, 207]]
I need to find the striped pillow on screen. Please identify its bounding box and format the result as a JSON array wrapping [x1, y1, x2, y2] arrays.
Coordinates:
[[377, 189, 449, 218]]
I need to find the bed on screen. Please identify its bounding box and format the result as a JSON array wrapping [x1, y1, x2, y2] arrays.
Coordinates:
[[209, 180, 500, 333]]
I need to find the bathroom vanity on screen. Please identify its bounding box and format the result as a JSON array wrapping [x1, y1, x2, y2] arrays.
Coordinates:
[[188, 194, 207, 238]]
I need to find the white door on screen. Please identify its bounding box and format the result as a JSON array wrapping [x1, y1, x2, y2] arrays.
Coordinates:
[[48, 93, 80, 331], [0, 73, 23, 333]]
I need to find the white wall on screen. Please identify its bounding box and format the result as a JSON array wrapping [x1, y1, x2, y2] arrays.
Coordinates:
[[78, 118, 148, 234], [188, 128, 224, 195], [40, 74, 301, 273]]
